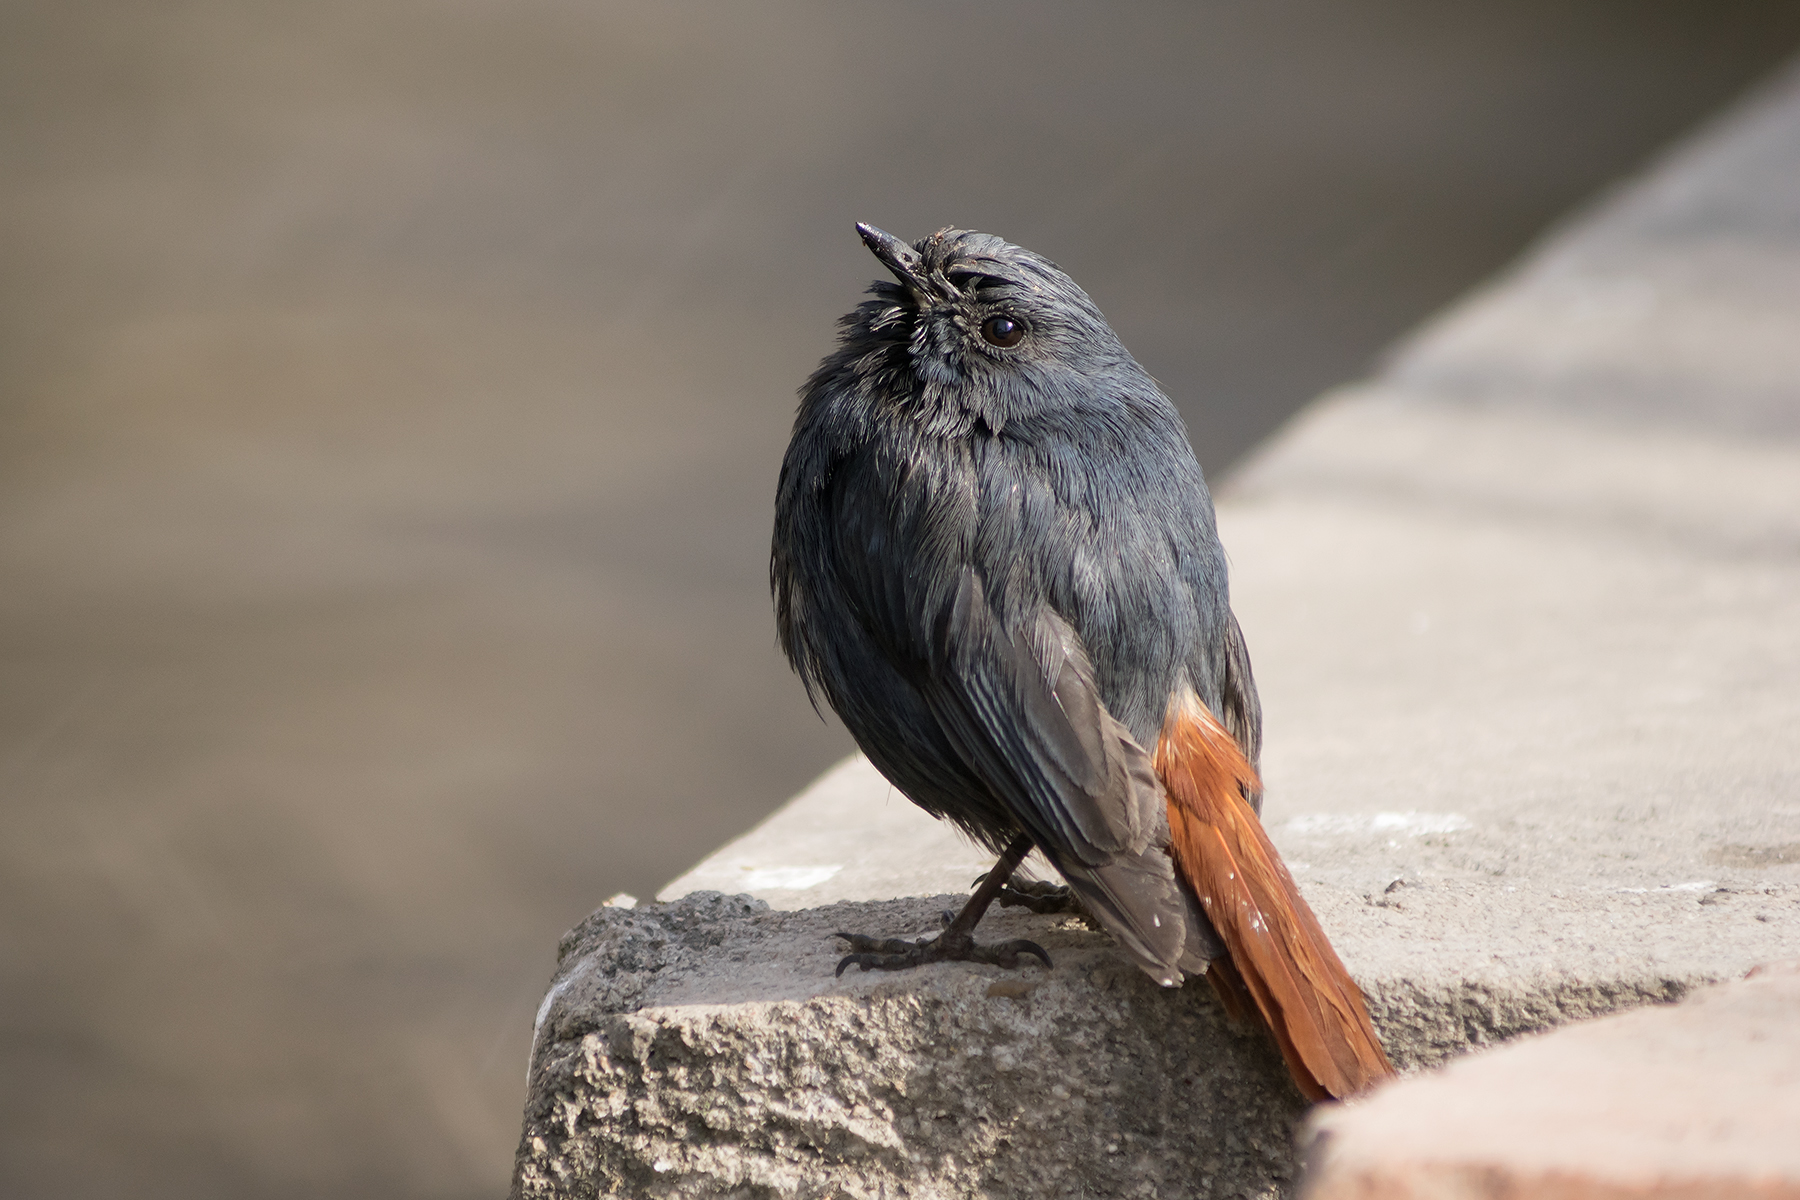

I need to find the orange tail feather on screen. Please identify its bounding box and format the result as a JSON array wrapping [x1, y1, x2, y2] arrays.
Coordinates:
[[1156, 696, 1394, 1101]]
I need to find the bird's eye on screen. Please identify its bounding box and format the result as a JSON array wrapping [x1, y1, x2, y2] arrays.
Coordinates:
[[980, 315, 1024, 348]]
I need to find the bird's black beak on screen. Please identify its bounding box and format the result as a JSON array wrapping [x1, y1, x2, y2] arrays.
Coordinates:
[[857, 222, 925, 289]]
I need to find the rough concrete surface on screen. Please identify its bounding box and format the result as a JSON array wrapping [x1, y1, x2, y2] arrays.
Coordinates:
[[512, 884, 1774, 1199], [1302, 963, 1800, 1200], [513, 893, 1304, 1200], [522, 58, 1800, 1200]]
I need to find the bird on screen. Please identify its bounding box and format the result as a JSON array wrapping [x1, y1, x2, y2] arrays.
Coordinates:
[[771, 224, 1394, 1101]]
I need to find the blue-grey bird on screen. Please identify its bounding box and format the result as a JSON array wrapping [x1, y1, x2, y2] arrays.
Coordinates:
[[771, 225, 1392, 1100]]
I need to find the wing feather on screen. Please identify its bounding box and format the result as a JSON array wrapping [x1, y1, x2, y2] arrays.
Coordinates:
[[920, 569, 1200, 977]]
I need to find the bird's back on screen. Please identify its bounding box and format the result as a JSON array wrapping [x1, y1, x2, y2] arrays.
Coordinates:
[[775, 328, 1244, 762]]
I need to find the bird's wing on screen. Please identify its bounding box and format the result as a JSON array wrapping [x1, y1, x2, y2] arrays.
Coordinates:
[[921, 564, 1159, 859], [917, 567, 1212, 978], [930, 568, 1158, 862]]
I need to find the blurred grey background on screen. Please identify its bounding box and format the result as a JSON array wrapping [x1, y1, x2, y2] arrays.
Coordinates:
[[4, 2, 1799, 1196]]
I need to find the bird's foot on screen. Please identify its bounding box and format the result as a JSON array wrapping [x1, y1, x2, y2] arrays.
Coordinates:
[[996, 878, 1082, 915], [833, 927, 1051, 976]]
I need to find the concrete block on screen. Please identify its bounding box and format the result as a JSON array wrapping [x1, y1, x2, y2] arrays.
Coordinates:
[[511, 892, 1304, 1200], [1301, 963, 1800, 1200], [510, 883, 1785, 1199]]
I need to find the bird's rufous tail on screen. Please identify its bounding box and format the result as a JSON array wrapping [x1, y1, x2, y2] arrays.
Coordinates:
[[1156, 694, 1395, 1101]]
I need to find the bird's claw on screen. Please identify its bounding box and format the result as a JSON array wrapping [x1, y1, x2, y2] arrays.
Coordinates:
[[981, 938, 1054, 970], [833, 930, 1052, 976]]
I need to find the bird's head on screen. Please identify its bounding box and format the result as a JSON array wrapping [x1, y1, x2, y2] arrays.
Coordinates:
[[847, 224, 1138, 420]]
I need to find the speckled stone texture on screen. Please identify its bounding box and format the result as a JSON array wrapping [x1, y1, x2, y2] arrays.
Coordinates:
[[511, 892, 1306, 1200], [508, 891, 1727, 1200]]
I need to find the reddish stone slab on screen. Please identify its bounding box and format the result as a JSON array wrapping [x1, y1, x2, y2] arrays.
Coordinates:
[[1303, 963, 1800, 1200]]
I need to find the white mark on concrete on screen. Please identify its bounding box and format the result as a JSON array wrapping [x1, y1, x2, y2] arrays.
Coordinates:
[[603, 892, 637, 908], [529, 951, 603, 1080], [534, 954, 596, 1037], [534, 977, 569, 1037], [739, 864, 842, 890], [1551, 274, 1659, 323], [1609, 880, 1716, 894], [1285, 812, 1472, 837]]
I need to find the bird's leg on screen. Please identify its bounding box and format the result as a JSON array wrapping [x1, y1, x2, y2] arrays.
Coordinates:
[[835, 834, 1052, 975]]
